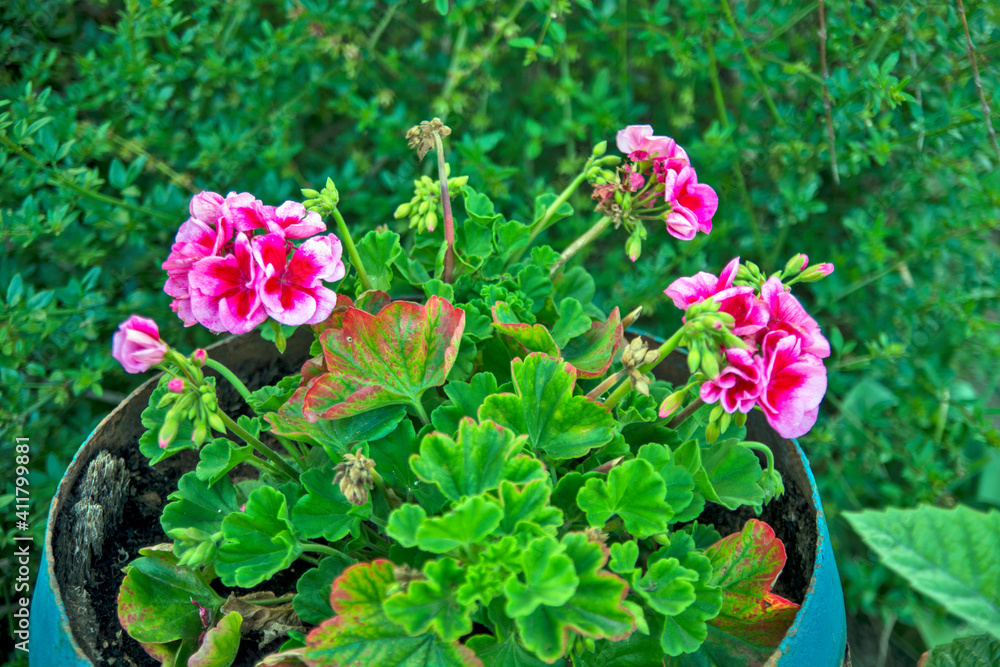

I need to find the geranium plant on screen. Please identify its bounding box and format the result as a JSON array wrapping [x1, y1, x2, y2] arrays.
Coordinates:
[[112, 121, 834, 667]]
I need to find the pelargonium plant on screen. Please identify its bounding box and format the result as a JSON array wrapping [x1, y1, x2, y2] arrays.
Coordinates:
[[113, 121, 834, 667]]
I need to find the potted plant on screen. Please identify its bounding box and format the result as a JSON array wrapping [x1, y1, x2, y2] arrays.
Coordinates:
[[32, 121, 846, 667]]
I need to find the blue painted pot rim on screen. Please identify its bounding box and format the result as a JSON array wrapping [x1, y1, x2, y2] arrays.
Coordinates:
[[32, 332, 846, 666]]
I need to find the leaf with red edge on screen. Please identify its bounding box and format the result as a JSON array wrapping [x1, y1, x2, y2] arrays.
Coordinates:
[[559, 307, 623, 379], [492, 302, 560, 356], [354, 290, 393, 314], [303, 560, 482, 667], [698, 519, 800, 665], [303, 296, 466, 421], [188, 612, 242, 667], [311, 294, 354, 335]]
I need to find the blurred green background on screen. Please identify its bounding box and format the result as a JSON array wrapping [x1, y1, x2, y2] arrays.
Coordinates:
[[2, 0, 998, 665]]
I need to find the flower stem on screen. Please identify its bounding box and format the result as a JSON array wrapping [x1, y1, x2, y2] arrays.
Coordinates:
[[603, 327, 685, 410], [585, 371, 626, 401], [957, 0, 1000, 161], [742, 441, 776, 474], [205, 357, 252, 402], [666, 397, 705, 430], [332, 207, 373, 292], [301, 541, 350, 559], [412, 400, 430, 426], [433, 132, 456, 283], [218, 410, 300, 481], [549, 216, 613, 277]]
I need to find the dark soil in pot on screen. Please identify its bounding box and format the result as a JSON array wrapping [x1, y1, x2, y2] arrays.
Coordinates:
[[51, 332, 819, 666]]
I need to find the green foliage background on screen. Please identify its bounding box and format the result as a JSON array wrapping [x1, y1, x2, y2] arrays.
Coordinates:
[[1, 0, 998, 664]]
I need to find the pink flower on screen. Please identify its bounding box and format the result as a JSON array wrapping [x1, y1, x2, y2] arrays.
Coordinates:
[[623, 164, 645, 192], [700, 348, 766, 413], [664, 257, 740, 309], [189, 233, 268, 334], [223, 192, 269, 234], [759, 278, 830, 358], [189, 191, 226, 227], [253, 233, 346, 326], [163, 215, 234, 326], [714, 286, 769, 337], [662, 165, 718, 240], [262, 202, 327, 239], [168, 378, 185, 393], [112, 316, 167, 374], [757, 331, 827, 439], [616, 125, 690, 163]]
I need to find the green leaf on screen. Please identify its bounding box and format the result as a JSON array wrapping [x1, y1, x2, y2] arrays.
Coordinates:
[[497, 479, 562, 535], [504, 536, 579, 617], [637, 444, 697, 520], [217, 486, 303, 588], [550, 298, 591, 348], [845, 505, 1000, 638], [291, 466, 370, 541], [304, 561, 480, 667], [480, 353, 614, 459], [5, 274, 23, 307], [636, 558, 699, 616], [495, 219, 533, 259], [415, 495, 504, 554], [698, 519, 799, 663], [268, 399, 408, 461], [431, 373, 500, 433], [386, 504, 427, 548], [195, 438, 254, 485], [682, 439, 764, 511], [609, 542, 639, 574], [188, 612, 242, 667], [161, 472, 240, 564], [369, 420, 448, 514], [304, 297, 465, 420], [515, 533, 635, 663], [559, 307, 623, 379], [456, 537, 522, 607], [411, 417, 529, 502], [384, 558, 474, 641], [577, 458, 672, 538], [492, 301, 559, 357], [466, 599, 560, 667], [658, 549, 723, 658], [357, 228, 403, 292], [574, 614, 665, 667], [118, 551, 224, 644], [924, 634, 1000, 667], [464, 190, 502, 225], [294, 554, 354, 625], [516, 265, 553, 314], [532, 192, 573, 227]]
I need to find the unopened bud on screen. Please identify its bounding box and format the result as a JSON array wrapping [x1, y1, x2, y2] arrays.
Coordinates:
[[700, 351, 720, 379], [158, 419, 179, 449], [598, 155, 621, 166], [393, 202, 411, 219], [784, 254, 809, 275], [168, 378, 185, 393], [592, 140, 608, 157], [333, 452, 376, 506], [798, 262, 835, 282], [621, 306, 643, 330], [705, 422, 720, 444], [192, 349, 207, 366], [658, 390, 686, 419], [735, 411, 747, 428], [687, 347, 702, 374]]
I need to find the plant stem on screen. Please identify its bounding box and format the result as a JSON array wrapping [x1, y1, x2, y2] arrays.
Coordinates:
[[434, 132, 456, 283], [603, 327, 685, 409], [585, 371, 626, 401], [0, 132, 175, 221], [719, 0, 784, 126], [301, 541, 350, 559], [742, 441, 776, 474], [817, 0, 840, 184], [550, 216, 613, 277], [332, 207, 373, 292], [218, 410, 300, 480], [666, 397, 705, 429], [412, 400, 430, 426], [204, 357, 252, 402], [956, 0, 1000, 161]]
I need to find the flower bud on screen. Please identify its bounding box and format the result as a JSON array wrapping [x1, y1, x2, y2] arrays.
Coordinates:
[[735, 411, 747, 428], [709, 405, 723, 423], [208, 411, 226, 433], [700, 351, 720, 379], [592, 140, 608, 157], [705, 422, 720, 444], [658, 390, 686, 419], [393, 202, 411, 219], [598, 155, 622, 166], [798, 262, 835, 282], [686, 347, 702, 374], [168, 378, 185, 393], [760, 467, 785, 504], [192, 422, 207, 448], [192, 349, 207, 367], [157, 391, 179, 409], [425, 211, 438, 232], [784, 254, 809, 275], [158, 418, 179, 449]]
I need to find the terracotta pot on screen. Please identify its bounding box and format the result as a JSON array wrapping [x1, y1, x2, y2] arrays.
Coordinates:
[[30, 331, 847, 666]]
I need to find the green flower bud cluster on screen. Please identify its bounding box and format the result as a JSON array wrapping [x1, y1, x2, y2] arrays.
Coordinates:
[[734, 260, 767, 288], [301, 178, 341, 217], [157, 378, 226, 449], [681, 299, 746, 382], [758, 466, 785, 504], [586, 166, 618, 184], [393, 167, 468, 233], [624, 220, 647, 262]]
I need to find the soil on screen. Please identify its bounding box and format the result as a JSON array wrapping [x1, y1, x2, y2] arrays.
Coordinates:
[[52, 334, 821, 666]]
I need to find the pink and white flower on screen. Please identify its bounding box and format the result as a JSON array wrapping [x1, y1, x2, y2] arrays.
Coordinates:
[[253, 233, 346, 326], [757, 330, 827, 438], [714, 286, 770, 337], [189, 233, 268, 334], [662, 165, 718, 240], [700, 347, 766, 413], [112, 316, 167, 374], [759, 277, 831, 359], [664, 257, 740, 309], [616, 124, 690, 163]]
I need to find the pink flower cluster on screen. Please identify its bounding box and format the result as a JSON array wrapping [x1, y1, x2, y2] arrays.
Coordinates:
[[163, 191, 346, 334], [615, 125, 719, 241], [665, 258, 832, 439]]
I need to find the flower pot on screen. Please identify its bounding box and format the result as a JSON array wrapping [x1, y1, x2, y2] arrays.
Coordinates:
[[31, 331, 847, 667]]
